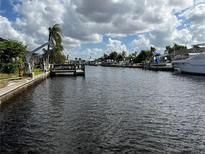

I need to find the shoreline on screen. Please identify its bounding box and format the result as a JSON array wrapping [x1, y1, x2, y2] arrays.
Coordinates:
[[0, 72, 50, 106], [89, 63, 174, 72]]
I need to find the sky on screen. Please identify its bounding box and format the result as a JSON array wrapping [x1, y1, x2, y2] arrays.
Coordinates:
[[0, 0, 205, 60]]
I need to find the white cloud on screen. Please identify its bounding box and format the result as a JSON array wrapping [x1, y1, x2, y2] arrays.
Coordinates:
[[69, 47, 104, 60], [131, 35, 151, 51], [180, 3, 205, 43], [186, 3, 205, 24], [106, 38, 127, 53], [63, 37, 81, 49], [169, 0, 193, 9], [0, 16, 23, 41], [173, 29, 193, 45], [1, 0, 205, 59]]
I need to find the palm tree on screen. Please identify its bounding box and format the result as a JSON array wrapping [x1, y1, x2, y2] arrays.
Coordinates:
[[149, 46, 156, 63], [47, 24, 63, 63]]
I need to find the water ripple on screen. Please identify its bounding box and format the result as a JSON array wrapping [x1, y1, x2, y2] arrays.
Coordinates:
[[1, 67, 205, 154]]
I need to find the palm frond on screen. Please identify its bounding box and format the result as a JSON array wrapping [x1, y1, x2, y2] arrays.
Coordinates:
[[47, 24, 64, 63]]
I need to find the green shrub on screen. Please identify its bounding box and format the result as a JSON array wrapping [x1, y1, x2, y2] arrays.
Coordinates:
[[0, 39, 27, 74], [0, 63, 18, 73]]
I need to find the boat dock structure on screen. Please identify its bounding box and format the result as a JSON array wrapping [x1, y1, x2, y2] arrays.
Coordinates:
[[50, 64, 85, 76]]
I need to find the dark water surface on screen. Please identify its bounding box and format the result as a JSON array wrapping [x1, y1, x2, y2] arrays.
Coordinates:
[[1, 66, 205, 154]]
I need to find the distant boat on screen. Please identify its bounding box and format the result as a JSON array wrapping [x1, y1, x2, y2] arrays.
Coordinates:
[[172, 43, 205, 75]]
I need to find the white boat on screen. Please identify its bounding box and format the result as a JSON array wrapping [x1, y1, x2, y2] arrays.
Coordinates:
[[172, 43, 205, 75]]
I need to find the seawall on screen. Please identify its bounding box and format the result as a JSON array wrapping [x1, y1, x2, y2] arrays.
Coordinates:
[[100, 64, 174, 72], [0, 72, 50, 106]]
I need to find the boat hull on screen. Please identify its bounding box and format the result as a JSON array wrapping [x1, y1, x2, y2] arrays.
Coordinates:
[[173, 62, 205, 75]]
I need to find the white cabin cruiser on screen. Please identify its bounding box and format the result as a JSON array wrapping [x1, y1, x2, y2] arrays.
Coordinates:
[[172, 43, 205, 75]]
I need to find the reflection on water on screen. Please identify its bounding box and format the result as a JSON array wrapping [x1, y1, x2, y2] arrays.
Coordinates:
[[1, 66, 205, 154]]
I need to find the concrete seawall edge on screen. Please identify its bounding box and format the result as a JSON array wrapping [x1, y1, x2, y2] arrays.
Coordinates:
[[0, 72, 50, 106]]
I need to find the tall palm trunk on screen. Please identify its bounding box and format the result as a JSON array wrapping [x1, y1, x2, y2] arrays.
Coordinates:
[[47, 24, 64, 64], [47, 32, 51, 64]]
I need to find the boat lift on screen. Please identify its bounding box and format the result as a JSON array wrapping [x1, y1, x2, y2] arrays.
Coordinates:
[[25, 42, 49, 76]]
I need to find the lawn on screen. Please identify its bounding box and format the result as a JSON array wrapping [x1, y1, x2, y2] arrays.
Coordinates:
[[0, 73, 19, 80], [0, 68, 43, 80], [0, 68, 43, 88], [33, 68, 44, 76]]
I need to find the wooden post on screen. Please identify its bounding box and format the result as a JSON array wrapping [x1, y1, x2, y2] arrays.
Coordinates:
[[74, 65, 77, 76], [82, 64, 85, 76]]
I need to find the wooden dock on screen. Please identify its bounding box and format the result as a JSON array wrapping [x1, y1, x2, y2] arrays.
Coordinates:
[[143, 64, 174, 72], [50, 64, 85, 76]]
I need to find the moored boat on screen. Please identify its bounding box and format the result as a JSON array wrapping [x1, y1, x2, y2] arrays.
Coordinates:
[[172, 43, 205, 75]]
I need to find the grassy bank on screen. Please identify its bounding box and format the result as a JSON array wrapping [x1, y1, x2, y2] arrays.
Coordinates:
[[33, 68, 43, 76], [0, 73, 19, 80], [0, 68, 44, 89]]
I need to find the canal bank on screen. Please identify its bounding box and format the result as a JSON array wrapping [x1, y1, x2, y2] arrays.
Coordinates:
[[100, 63, 174, 72], [0, 72, 50, 105]]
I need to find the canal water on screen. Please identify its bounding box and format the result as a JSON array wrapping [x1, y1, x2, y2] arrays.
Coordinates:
[[1, 66, 205, 154]]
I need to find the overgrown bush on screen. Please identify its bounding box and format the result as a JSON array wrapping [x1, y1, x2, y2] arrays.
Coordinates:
[[0, 63, 18, 73], [0, 39, 27, 73]]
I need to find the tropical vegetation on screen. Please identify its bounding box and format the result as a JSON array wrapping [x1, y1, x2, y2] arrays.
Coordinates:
[[96, 47, 157, 63], [165, 44, 187, 55], [96, 44, 187, 64], [97, 51, 127, 62], [0, 39, 27, 74], [45, 24, 66, 64], [0, 23, 66, 79]]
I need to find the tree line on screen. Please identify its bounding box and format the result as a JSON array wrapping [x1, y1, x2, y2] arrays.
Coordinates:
[[96, 44, 187, 63]]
